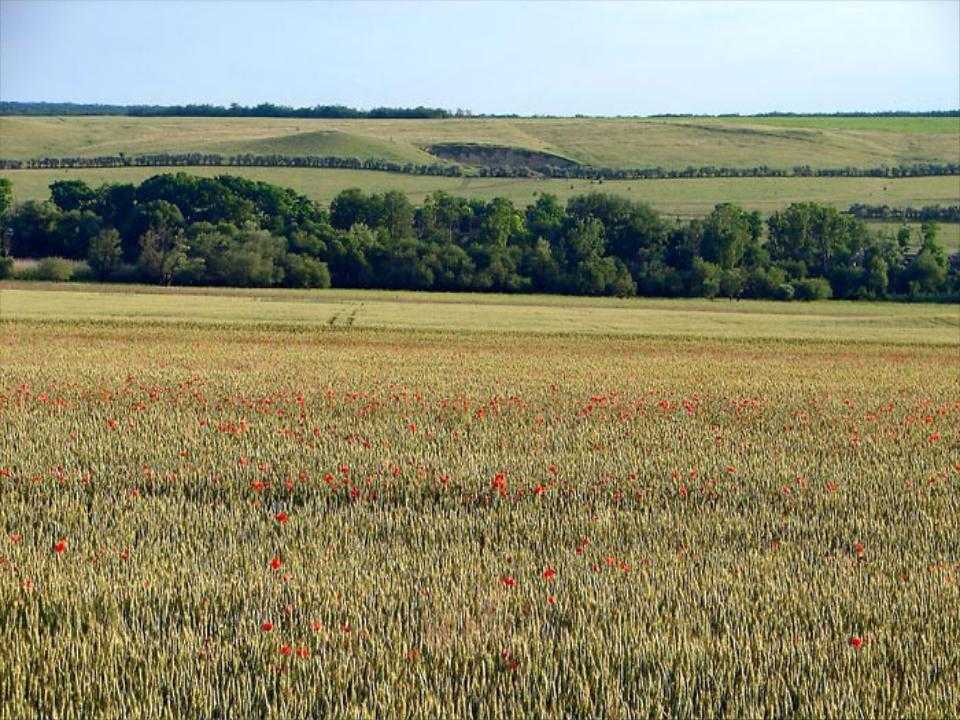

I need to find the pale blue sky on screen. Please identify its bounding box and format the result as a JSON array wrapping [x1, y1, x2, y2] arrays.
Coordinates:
[[1, 0, 957, 115]]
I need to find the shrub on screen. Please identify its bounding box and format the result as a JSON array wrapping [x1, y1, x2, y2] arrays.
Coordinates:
[[284, 254, 331, 289], [773, 283, 795, 301], [793, 277, 833, 301], [34, 256, 82, 281]]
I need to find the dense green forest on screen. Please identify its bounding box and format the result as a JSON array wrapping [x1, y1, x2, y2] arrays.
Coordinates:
[[0, 174, 955, 301]]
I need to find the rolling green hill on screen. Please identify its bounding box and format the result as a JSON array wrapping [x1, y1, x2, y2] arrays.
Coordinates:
[[2, 115, 957, 169]]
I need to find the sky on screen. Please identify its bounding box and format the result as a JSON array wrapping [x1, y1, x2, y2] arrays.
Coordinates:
[[1, 0, 958, 115]]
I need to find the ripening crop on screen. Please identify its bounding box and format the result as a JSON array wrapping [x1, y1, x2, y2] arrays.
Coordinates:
[[1, 320, 958, 719]]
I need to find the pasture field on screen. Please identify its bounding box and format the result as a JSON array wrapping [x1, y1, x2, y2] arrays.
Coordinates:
[[1, 115, 958, 169], [3, 166, 959, 221], [1, 283, 958, 718]]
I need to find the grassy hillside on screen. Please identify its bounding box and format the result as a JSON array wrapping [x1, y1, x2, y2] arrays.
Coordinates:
[[205, 129, 440, 164], [2, 115, 957, 169], [4, 166, 958, 225]]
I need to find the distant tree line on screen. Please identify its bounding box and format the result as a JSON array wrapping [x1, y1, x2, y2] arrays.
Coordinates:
[[0, 173, 955, 301], [649, 110, 960, 118], [0, 102, 452, 119], [847, 204, 960, 223], [2, 101, 956, 118], [1, 154, 956, 181]]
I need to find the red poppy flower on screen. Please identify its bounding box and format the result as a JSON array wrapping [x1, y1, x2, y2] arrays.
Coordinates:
[[547, 595, 557, 605], [9, 532, 21, 544], [275, 511, 288, 524], [270, 556, 282, 570], [542, 567, 557, 581], [261, 622, 273, 632], [500, 575, 516, 588], [295, 646, 310, 659], [53, 539, 67, 554], [106, 419, 118, 430], [928, 431, 941, 443], [849, 636, 863, 650], [279, 644, 292, 656]]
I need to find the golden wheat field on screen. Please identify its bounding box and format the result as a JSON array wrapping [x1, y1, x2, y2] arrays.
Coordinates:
[[1, 285, 958, 719]]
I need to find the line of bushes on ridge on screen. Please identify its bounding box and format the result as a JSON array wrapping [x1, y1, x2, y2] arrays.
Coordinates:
[[847, 204, 960, 223], [0, 154, 463, 176], [1, 154, 957, 181], [0, 174, 955, 301]]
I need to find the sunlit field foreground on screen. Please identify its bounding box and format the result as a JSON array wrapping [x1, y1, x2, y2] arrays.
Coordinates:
[[1, 284, 958, 719]]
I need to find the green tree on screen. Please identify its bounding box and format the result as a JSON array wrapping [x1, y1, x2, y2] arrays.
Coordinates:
[[793, 277, 833, 300], [137, 227, 189, 285], [87, 228, 122, 280], [0, 177, 12, 217], [524, 194, 565, 243], [50, 180, 96, 212], [864, 254, 889, 298], [477, 198, 524, 249], [690, 258, 722, 298], [904, 242, 948, 295], [566, 193, 666, 272], [700, 204, 761, 270], [7, 200, 61, 257], [283, 254, 331, 288], [127, 200, 184, 262], [54, 210, 102, 259], [0, 177, 13, 264], [380, 190, 415, 239], [330, 189, 373, 230]]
